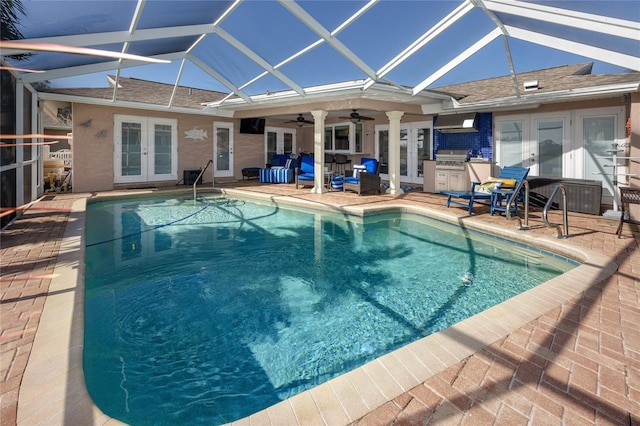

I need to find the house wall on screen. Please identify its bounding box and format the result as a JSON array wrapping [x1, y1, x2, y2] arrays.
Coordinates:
[[71, 104, 280, 192], [68, 94, 637, 193]]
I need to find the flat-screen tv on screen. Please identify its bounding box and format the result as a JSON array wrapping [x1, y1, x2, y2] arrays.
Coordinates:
[[240, 118, 265, 134]]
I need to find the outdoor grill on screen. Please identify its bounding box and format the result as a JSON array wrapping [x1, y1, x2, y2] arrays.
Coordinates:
[[435, 149, 468, 170]]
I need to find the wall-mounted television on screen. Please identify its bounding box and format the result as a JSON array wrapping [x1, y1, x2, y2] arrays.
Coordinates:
[[240, 118, 265, 134]]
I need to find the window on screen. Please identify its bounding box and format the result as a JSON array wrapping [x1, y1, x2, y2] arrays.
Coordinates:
[[324, 122, 361, 153]]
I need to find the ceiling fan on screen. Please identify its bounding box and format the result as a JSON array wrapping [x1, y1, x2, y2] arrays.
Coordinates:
[[286, 114, 314, 127], [340, 109, 374, 123]]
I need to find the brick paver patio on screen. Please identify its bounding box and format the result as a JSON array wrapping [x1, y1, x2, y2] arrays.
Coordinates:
[[1, 186, 638, 425]]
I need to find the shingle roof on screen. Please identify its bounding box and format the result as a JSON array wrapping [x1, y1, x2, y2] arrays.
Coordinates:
[[38, 76, 227, 110], [431, 63, 640, 104], [38, 63, 640, 113]]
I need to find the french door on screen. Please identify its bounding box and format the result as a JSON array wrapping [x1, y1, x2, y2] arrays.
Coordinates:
[[495, 112, 569, 177], [265, 126, 295, 163], [214, 122, 234, 178], [495, 107, 625, 204], [576, 107, 626, 204], [376, 121, 432, 184], [114, 115, 177, 184]]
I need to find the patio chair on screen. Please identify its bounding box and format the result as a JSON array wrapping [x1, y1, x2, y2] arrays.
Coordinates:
[[616, 187, 640, 237], [442, 166, 529, 216], [295, 155, 315, 188], [343, 157, 381, 195]]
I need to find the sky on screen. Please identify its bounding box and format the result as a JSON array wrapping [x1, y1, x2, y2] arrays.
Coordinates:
[[10, 0, 640, 94]]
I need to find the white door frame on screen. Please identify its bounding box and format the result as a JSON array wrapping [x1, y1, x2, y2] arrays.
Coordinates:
[[114, 114, 178, 184], [375, 121, 432, 184], [213, 121, 234, 178], [264, 126, 297, 161]]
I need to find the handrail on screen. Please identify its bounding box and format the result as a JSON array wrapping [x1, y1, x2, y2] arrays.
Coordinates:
[[543, 184, 569, 238], [193, 159, 213, 202], [506, 179, 530, 229]]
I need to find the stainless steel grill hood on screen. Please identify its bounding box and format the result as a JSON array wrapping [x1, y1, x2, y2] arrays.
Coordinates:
[[434, 112, 479, 133]]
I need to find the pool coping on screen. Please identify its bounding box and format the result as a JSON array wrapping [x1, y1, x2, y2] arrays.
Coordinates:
[[16, 189, 617, 425]]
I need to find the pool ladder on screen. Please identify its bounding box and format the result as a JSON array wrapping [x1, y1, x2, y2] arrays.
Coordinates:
[[543, 184, 569, 238], [506, 179, 530, 230], [193, 159, 213, 202]]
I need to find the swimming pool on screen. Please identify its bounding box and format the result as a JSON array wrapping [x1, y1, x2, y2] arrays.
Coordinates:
[[84, 194, 576, 425]]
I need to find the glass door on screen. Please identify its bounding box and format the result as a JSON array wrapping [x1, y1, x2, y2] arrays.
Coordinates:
[[496, 117, 527, 169], [577, 107, 625, 205], [214, 122, 233, 178], [376, 121, 431, 184], [119, 121, 144, 180], [532, 114, 568, 177], [413, 123, 432, 184], [114, 115, 177, 184], [496, 113, 568, 176], [265, 126, 296, 164]]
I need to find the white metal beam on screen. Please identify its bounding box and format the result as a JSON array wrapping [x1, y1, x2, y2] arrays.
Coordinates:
[[505, 26, 640, 72], [484, 0, 640, 40], [213, 26, 305, 95], [1, 23, 220, 56], [279, 0, 377, 81], [364, 0, 475, 90], [412, 28, 502, 95], [188, 54, 252, 103], [472, 0, 520, 97], [19, 52, 184, 84]]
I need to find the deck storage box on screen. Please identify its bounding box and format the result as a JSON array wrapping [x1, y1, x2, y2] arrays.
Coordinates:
[[528, 177, 602, 215], [183, 169, 203, 185]]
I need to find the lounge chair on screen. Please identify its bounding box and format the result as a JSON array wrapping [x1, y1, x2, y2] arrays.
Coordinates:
[[295, 155, 315, 188], [616, 187, 640, 237], [343, 157, 381, 195], [442, 166, 529, 215]]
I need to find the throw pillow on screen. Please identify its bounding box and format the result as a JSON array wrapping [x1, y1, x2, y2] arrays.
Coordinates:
[[353, 164, 367, 178]]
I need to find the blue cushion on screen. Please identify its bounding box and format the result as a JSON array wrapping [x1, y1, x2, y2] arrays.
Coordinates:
[[259, 168, 272, 183], [361, 158, 378, 174], [272, 168, 293, 183], [270, 154, 288, 167], [300, 156, 314, 174], [344, 176, 358, 184], [331, 175, 344, 190]]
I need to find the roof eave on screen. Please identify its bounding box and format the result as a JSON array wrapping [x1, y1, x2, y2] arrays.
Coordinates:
[[204, 80, 451, 114], [37, 92, 234, 118], [422, 82, 640, 114]]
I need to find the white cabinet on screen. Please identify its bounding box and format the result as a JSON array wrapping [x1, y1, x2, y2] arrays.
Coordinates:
[[436, 170, 469, 191], [423, 160, 436, 192], [467, 161, 494, 184]]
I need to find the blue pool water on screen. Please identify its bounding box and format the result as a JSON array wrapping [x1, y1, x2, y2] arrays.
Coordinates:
[[84, 195, 576, 425]]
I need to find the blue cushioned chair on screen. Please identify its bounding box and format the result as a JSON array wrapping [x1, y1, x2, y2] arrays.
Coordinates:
[[343, 158, 381, 195], [441, 166, 529, 216], [295, 156, 315, 188]]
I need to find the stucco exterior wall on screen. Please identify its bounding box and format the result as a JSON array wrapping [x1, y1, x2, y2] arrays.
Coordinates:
[[66, 94, 636, 194], [71, 105, 116, 193]]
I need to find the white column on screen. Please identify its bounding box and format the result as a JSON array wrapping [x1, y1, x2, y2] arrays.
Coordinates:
[[311, 110, 328, 194], [385, 110, 404, 195]]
